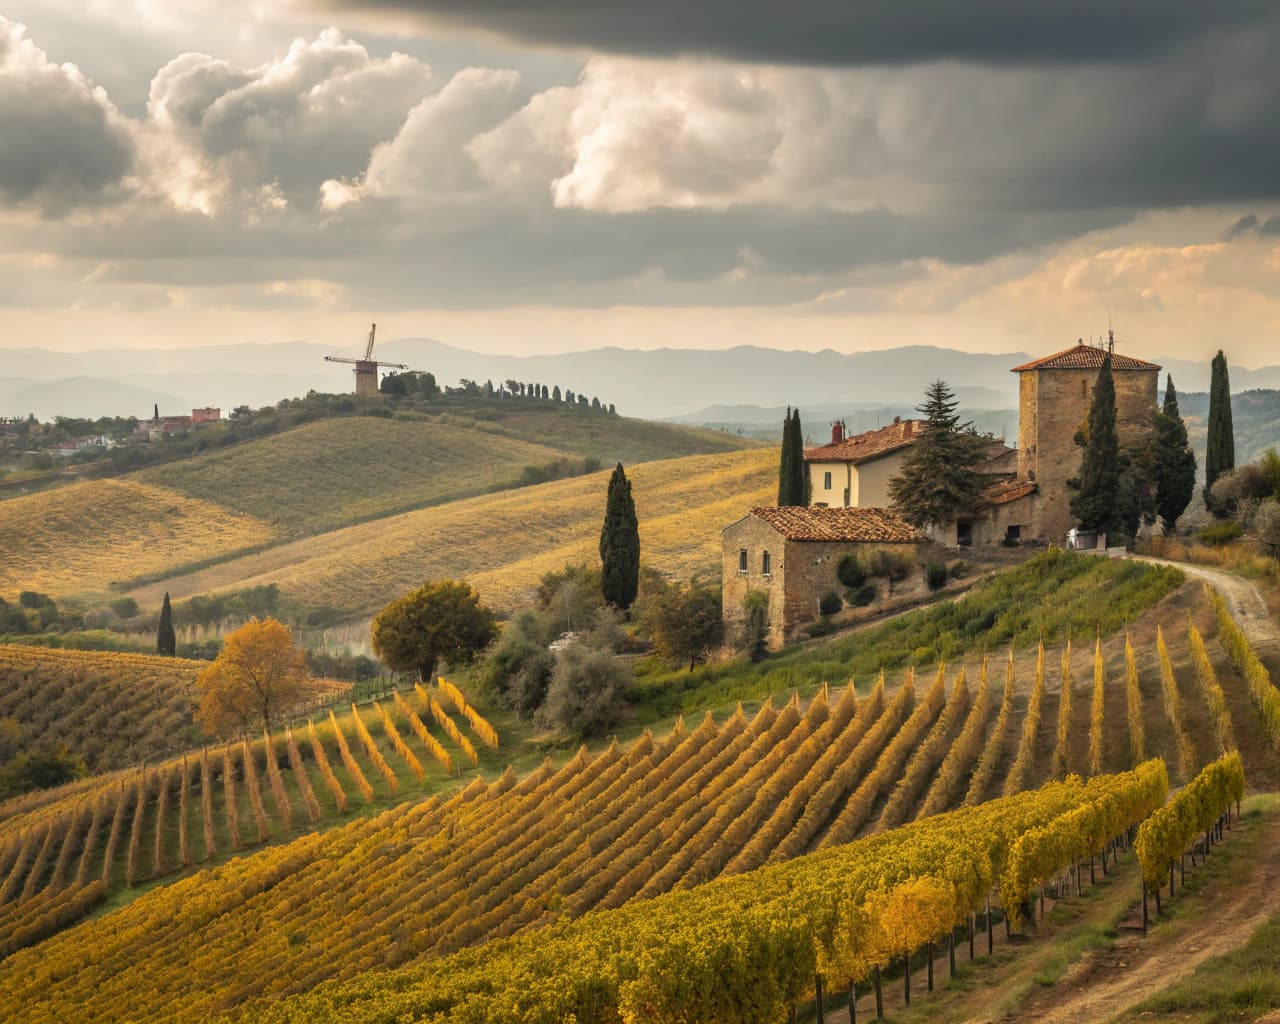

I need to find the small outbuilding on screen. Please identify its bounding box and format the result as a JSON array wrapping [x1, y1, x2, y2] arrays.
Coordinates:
[[722, 505, 925, 649]]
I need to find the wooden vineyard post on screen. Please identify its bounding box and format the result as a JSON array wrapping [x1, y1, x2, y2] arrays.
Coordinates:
[[927, 942, 934, 992], [1169, 861, 1175, 899], [969, 913, 976, 959], [986, 895, 994, 955], [1141, 879, 1148, 934], [904, 952, 911, 1006], [1039, 886, 1045, 923], [948, 929, 956, 978], [1154, 880, 1162, 915], [849, 981, 857, 1024], [873, 965, 883, 1020], [1090, 854, 1096, 886], [815, 974, 825, 1020]]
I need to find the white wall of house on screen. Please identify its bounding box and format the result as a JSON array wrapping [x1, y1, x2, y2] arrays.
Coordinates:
[[807, 450, 908, 509]]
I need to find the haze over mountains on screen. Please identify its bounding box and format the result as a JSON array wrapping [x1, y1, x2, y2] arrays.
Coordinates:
[[4, 338, 1279, 422]]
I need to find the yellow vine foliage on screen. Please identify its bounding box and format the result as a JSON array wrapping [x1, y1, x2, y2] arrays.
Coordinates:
[[438, 677, 500, 749], [966, 649, 1015, 806], [199, 748, 216, 860], [1050, 639, 1074, 779], [177, 756, 191, 867], [423, 690, 479, 767], [325, 710, 375, 802], [375, 701, 424, 782], [878, 666, 969, 829], [919, 658, 992, 818], [1004, 640, 1046, 796], [1156, 625, 1197, 781], [222, 746, 242, 851], [261, 731, 293, 833], [307, 718, 350, 812], [1135, 752, 1244, 887], [394, 689, 453, 775], [350, 704, 399, 792], [99, 779, 129, 885], [1209, 586, 1280, 748], [1125, 633, 1146, 765], [240, 739, 270, 844], [284, 727, 323, 823], [1088, 637, 1105, 777], [1187, 623, 1235, 756]]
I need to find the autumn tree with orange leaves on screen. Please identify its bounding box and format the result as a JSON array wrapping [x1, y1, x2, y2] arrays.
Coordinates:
[[196, 618, 310, 736]]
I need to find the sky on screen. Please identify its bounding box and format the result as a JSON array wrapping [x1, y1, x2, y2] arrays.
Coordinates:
[[3, 1, 1280, 363]]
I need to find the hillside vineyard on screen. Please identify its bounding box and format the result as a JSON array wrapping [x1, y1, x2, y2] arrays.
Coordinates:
[[2, 587, 1276, 1023]]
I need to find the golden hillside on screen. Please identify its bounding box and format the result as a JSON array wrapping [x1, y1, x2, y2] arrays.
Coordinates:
[[130, 448, 777, 616]]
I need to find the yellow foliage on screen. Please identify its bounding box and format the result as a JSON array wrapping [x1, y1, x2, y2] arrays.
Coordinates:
[[196, 618, 310, 737]]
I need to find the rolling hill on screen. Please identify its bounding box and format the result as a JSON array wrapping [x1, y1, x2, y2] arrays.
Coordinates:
[[1, 409, 762, 607], [129, 447, 779, 617]]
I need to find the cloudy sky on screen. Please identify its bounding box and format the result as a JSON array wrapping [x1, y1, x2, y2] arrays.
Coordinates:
[[3, 0, 1280, 362]]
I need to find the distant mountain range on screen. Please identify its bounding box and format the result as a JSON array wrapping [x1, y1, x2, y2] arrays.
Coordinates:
[[3, 339, 1279, 422]]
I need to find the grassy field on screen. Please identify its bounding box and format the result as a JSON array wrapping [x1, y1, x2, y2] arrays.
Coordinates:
[[0, 480, 274, 600], [129, 447, 778, 617], [137, 417, 570, 537]]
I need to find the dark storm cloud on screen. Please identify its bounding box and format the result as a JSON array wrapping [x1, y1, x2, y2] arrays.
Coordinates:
[[1225, 213, 1280, 240], [0, 18, 134, 212], [315, 0, 1272, 67]]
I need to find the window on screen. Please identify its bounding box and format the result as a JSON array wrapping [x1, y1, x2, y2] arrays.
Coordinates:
[[1004, 525, 1022, 546], [762, 550, 772, 577], [823, 471, 832, 490], [738, 548, 748, 573], [957, 520, 973, 548]]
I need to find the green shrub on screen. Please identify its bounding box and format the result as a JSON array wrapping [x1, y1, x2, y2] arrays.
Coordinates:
[[925, 561, 948, 591], [1199, 521, 1244, 546], [949, 560, 971, 579], [805, 617, 838, 638], [836, 553, 867, 588], [818, 590, 842, 616], [847, 582, 879, 607]]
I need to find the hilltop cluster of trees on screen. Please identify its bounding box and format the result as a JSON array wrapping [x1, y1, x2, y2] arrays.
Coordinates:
[[380, 371, 617, 414]]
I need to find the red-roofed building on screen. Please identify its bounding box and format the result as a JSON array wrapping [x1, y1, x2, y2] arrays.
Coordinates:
[[722, 506, 925, 647]]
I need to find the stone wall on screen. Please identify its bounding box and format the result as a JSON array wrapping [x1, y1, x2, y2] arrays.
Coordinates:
[[1020, 366, 1157, 542], [723, 513, 923, 647], [934, 492, 1042, 547]]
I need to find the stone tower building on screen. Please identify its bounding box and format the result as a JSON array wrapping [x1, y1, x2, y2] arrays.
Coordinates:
[[1011, 340, 1160, 542]]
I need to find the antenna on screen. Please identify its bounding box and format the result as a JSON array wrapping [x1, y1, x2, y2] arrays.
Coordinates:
[[1107, 313, 1115, 356]]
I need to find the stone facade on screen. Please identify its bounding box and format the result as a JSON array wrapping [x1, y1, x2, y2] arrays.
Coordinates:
[[1015, 354, 1158, 542], [722, 512, 922, 648]]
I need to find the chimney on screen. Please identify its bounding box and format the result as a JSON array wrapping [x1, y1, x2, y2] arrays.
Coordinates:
[[831, 421, 844, 444], [904, 420, 913, 437], [892, 415, 901, 425]]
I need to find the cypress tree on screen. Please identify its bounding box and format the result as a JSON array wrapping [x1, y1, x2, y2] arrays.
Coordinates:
[[157, 592, 176, 657], [600, 463, 640, 611], [1205, 350, 1235, 510], [887, 380, 990, 528], [1152, 375, 1197, 534], [777, 407, 795, 505], [790, 408, 809, 505], [1070, 355, 1124, 536]]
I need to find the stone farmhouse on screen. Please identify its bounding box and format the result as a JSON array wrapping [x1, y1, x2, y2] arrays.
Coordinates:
[[720, 340, 1160, 646], [804, 340, 1160, 548], [721, 506, 924, 648]]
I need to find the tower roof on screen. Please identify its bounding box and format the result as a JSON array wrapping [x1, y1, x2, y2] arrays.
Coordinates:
[[1011, 342, 1161, 373]]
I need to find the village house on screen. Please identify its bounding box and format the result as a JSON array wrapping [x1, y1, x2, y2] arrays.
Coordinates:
[[803, 340, 1160, 548], [721, 506, 924, 648]]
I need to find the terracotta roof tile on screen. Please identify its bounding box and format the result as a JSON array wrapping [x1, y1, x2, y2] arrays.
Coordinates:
[[804, 419, 924, 464], [747, 506, 925, 543], [985, 479, 1037, 505], [1010, 343, 1161, 373]]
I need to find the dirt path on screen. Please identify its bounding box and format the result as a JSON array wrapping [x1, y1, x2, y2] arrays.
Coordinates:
[[1135, 556, 1280, 658], [1010, 808, 1280, 1024]]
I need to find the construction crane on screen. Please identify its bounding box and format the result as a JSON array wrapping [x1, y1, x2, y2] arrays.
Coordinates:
[[324, 323, 409, 397]]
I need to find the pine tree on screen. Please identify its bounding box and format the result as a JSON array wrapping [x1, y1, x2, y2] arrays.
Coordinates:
[[1152, 375, 1197, 534], [1205, 350, 1235, 509], [777, 407, 795, 505], [157, 592, 176, 657], [1070, 355, 1125, 535], [887, 380, 990, 528], [599, 463, 640, 611]]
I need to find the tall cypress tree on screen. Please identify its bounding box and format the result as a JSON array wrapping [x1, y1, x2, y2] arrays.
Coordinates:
[[1070, 355, 1124, 535], [157, 592, 176, 657], [600, 463, 640, 611], [887, 380, 990, 527], [1152, 375, 1197, 534], [777, 407, 795, 505], [1205, 350, 1235, 510], [790, 408, 808, 505]]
